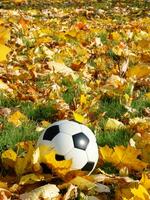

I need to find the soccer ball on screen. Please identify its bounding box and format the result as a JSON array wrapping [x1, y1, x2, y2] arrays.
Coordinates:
[[37, 120, 99, 174]]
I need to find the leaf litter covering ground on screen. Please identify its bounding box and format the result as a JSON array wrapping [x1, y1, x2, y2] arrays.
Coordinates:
[[0, 0, 150, 199]]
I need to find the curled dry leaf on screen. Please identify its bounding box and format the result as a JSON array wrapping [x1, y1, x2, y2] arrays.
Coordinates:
[[63, 184, 78, 200], [19, 184, 60, 200], [105, 118, 125, 130], [0, 188, 12, 200], [68, 176, 95, 191], [19, 173, 45, 185]]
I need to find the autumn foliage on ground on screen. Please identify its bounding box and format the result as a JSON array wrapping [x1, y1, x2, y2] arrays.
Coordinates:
[[0, 0, 150, 199]]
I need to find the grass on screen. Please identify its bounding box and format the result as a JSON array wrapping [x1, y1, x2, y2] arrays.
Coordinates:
[[0, 92, 149, 153], [96, 129, 132, 147], [0, 118, 39, 152], [99, 97, 127, 119]]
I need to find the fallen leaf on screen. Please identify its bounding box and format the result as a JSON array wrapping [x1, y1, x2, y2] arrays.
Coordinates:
[[73, 112, 85, 123], [1, 149, 17, 169], [44, 150, 72, 176], [95, 183, 110, 193], [48, 61, 77, 78], [100, 145, 148, 171], [131, 184, 150, 200], [19, 184, 60, 200], [15, 141, 34, 175], [0, 44, 11, 62], [63, 184, 78, 200], [19, 174, 45, 185], [0, 188, 12, 200], [140, 172, 150, 190], [0, 80, 9, 90], [127, 64, 150, 79], [69, 176, 95, 190], [0, 27, 10, 44], [8, 111, 28, 126], [105, 118, 125, 130]]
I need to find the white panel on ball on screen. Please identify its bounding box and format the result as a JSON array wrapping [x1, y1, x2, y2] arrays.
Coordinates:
[[52, 133, 74, 155], [85, 141, 99, 163], [59, 121, 81, 136], [65, 149, 88, 169]]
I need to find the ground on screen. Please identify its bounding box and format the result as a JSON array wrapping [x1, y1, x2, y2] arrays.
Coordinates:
[[0, 0, 150, 199]]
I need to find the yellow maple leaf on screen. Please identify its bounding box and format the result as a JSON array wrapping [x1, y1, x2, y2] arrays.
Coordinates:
[[100, 145, 148, 171], [127, 64, 150, 79], [1, 149, 17, 169], [0, 19, 4, 24], [141, 144, 150, 163], [111, 32, 122, 41], [44, 150, 72, 176], [0, 44, 11, 62], [73, 112, 85, 123], [80, 94, 87, 106], [0, 27, 10, 44], [19, 174, 45, 185], [15, 141, 34, 175], [131, 184, 150, 200], [140, 173, 150, 190], [8, 111, 28, 126]]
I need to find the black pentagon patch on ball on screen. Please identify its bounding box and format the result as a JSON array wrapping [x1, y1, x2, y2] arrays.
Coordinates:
[[82, 162, 95, 171], [55, 154, 65, 161], [43, 125, 60, 141], [73, 132, 89, 150]]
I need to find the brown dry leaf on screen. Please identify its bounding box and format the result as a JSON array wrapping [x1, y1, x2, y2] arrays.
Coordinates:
[[0, 188, 12, 200], [63, 184, 78, 200], [0, 108, 11, 117], [100, 145, 148, 171], [19, 16, 30, 30], [19, 184, 60, 200]]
